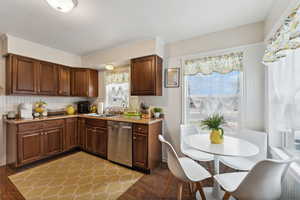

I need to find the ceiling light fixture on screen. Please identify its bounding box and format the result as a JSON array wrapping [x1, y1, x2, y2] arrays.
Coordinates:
[[46, 0, 78, 13], [105, 64, 114, 70]]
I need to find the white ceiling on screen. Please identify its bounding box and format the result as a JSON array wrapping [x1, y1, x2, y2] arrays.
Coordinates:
[[0, 0, 274, 55]]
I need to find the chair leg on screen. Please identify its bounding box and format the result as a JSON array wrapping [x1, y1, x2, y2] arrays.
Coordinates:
[[162, 173, 173, 198], [188, 182, 195, 194], [196, 182, 206, 200], [223, 192, 231, 200], [177, 182, 183, 200]]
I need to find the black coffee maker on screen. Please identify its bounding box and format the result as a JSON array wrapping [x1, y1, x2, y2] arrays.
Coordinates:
[[77, 101, 91, 114]]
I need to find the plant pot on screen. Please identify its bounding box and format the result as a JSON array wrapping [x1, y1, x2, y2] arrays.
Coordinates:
[[210, 129, 224, 144], [154, 112, 160, 118]]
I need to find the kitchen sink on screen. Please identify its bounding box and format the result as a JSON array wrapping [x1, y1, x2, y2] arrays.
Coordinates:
[[84, 113, 117, 117]]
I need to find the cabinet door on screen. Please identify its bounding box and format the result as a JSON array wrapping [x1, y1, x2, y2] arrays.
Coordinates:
[[65, 118, 78, 150], [38, 61, 58, 95], [58, 66, 70, 96], [131, 56, 155, 95], [88, 70, 99, 98], [43, 128, 63, 156], [132, 134, 148, 168], [85, 127, 94, 153], [12, 55, 38, 94], [71, 69, 88, 97], [78, 118, 86, 148], [17, 132, 42, 165], [93, 128, 107, 157]]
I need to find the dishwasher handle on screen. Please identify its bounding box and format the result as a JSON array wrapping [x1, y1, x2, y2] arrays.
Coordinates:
[[121, 125, 132, 130]]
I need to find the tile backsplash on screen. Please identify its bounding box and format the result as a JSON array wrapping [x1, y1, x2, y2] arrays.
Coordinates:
[[0, 95, 88, 116]]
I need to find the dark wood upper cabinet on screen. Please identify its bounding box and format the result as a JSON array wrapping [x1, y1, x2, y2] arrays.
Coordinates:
[[37, 61, 58, 95], [6, 54, 98, 97], [131, 55, 162, 96], [58, 66, 71, 96], [71, 68, 98, 97], [6, 54, 38, 95]]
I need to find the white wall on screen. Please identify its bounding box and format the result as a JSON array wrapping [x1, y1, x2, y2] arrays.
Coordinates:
[[165, 22, 264, 58], [82, 38, 164, 68], [0, 35, 86, 166], [5, 34, 82, 67], [264, 0, 298, 40]]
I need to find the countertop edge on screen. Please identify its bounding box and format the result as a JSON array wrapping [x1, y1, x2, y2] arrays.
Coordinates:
[[5, 114, 163, 125]]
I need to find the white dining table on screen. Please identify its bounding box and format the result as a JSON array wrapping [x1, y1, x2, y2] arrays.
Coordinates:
[[185, 134, 259, 200]]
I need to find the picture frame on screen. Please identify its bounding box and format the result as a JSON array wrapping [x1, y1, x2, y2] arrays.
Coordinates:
[[165, 68, 180, 88]]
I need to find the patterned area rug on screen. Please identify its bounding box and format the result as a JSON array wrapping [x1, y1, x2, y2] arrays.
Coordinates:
[[9, 152, 143, 200]]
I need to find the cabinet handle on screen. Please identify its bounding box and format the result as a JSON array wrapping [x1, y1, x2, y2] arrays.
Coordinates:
[[133, 136, 136, 140]]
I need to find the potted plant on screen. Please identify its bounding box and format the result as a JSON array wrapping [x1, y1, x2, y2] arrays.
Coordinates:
[[153, 107, 162, 118], [201, 114, 226, 144]]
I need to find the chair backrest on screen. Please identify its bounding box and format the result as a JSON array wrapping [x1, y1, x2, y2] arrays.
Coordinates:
[[236, 129, 267, 161], [232, 159, 294, 200], [158, 135, 189, 182]]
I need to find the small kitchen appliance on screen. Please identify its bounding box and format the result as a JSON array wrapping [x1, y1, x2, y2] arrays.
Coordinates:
[[77, 101, 91, 114], [19, 103, 33, 119]]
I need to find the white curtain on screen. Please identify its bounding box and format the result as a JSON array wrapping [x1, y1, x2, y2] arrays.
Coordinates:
[[267, 47, 300, 150]]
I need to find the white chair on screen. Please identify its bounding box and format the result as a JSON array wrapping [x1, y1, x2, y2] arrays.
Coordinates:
[[220, 129, 267, 171], [158, 135, 211, 200], [214, 159, 295, 200], [180, 124, 214, 162]]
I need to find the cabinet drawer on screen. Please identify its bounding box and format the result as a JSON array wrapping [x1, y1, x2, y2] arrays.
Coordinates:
[[43, 119, 64, 129], [18, 122, 43, 132], [86, 119, 106, 128], [133, 124, 148, 134]]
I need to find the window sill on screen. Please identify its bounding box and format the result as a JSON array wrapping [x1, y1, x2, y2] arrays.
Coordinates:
[[270, 146, 300, 183]]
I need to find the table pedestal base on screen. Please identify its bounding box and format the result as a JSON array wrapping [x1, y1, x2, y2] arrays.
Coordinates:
[[196, 187, 236, 200]]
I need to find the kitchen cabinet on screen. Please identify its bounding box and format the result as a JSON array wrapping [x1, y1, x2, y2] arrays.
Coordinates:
[[132, 134, 148, 168], [85, 126, 95, 153], [7, 120, 64, 167], [93, 127, 107, 158], [6, 54, 38, 95], [37, 61, 58, 95], [6, 54, 98, 97], [84, 119, 107, 158], [132, 122, 162, 172], [17, 131, 43, 166], [78, 118, 86, 148], [58, 66, 71, 96], [43, 128, 63, 156], [65, 118, 78, 150], [131, 55, 162, 96], [71, 68, 98, 97]]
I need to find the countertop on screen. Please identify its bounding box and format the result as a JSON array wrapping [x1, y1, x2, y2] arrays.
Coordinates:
[[5, 114, 163, 125]]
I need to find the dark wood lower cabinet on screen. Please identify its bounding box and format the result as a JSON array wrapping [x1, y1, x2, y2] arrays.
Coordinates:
[[7, 117, 162, 173], [133, 134, 148, 168], [17, 131, 43, 166], [85, 126, 94, 153], [43, 128, 63, 156], [93, 128, 107, 158], [65, 118, 78, 150]]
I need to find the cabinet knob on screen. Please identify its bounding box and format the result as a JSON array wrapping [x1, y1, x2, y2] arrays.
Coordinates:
[[133, 136, 136, 140]]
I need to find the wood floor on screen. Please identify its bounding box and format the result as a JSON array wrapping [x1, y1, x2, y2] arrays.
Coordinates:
[[0, 151, 233, 200]]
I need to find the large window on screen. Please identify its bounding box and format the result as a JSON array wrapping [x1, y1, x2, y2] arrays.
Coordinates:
[[185, 71, 240, 130], [183, 52, 243, 131]]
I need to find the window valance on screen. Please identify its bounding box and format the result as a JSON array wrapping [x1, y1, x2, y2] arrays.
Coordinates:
[[263, 4, 300, 64], [105, 68, 129, 84], [184, 52, 243, 75]]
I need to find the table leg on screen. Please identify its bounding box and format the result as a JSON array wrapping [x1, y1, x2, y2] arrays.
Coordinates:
[[212, 155, 221, 199]]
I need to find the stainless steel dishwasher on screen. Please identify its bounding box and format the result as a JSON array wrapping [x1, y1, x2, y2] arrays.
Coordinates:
[[107, 121, 132, 167]]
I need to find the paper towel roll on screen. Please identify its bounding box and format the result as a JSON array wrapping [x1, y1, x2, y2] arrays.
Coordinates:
[[97, 102, 104, 114]]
